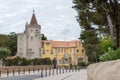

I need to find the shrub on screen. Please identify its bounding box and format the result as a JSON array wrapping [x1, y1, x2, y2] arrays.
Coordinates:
[[4, 59, 12, 66], [99, 48, 120, 61], [69, 63, 73, 68], [4, 57, 52, 66], [42, 58, 52, 65], [20, 58, 30, 66], [4, 56, 21, 66], [38, 58, 43, 65], [78, 62, 86, 67], [12, 56, 21, 66], [32, 58, 39, 65]]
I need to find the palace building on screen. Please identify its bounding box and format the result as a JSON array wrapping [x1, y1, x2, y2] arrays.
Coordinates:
[[41, 40, 88, 65], [16, 11, 88, 65]]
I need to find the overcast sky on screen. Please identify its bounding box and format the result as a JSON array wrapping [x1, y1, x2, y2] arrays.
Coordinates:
[[0, 0, 81, 41]]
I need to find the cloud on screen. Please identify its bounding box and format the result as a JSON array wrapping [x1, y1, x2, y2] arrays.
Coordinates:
[[0, 0, 81, 40], [61, 27, 71, 35]]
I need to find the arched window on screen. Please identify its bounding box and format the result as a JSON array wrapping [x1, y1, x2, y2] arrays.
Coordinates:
[[82, 49, 84, 53], [77, 49, 79, 53]]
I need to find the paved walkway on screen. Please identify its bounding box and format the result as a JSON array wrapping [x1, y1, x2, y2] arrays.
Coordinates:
[[0, 69, 87, 80], [35, 69, 87, 80]]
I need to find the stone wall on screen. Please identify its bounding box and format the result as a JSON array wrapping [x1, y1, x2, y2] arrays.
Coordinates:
[[87, 59, 120, 80], [0, 60, 2, 67], [0, 65, 52, 73]]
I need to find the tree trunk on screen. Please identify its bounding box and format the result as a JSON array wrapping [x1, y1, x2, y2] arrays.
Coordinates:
[[116, 25, 119, 48], [107, 15, 114, 46]]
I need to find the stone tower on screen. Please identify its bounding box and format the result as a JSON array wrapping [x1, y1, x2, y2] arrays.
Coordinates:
[[17, 10, 41, 59]]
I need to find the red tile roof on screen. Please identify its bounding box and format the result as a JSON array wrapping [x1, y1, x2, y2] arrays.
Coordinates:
[[42, 40, 80, 48]]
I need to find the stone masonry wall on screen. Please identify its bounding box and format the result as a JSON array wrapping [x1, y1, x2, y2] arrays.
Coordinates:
[[87, 59, 120, 80]]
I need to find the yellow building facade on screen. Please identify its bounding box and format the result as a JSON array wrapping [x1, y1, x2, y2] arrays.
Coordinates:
[[41, 40, 88, 65]]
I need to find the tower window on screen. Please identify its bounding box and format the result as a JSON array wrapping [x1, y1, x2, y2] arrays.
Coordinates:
[[28, 48, 32, 52], [36, 30, 39, 33], [31, 29, 33, 32], [20, 37, 22, 40], [20, 48, 22, 51], [31, 37, 33, 40], [35, 35, 37, 37]]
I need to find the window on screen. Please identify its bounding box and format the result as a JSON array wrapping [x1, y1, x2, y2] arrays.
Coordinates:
[[78, 58, 83, 62], [46, 42, 50, 45], [64, 48, 66, 53], [31, 29, 33, 32], [36, 30, 39, 33], [57, 48, 60, 53], [39, 53, 41, 56], [43, 50, 45, 54], [26, 36, 28, 39], [31, 37, 33, 40], [50, 49, 53, 54], [20, 48, 22, 51], [28, 48, 32, 52], [61, 48, 63, 53], [70, 48, 72, 53], [59, 59, 62, 64], [77, 49, 79, 53], [82, 49, 84, 53], [20, 37, 22, 41], [35, 35, 37, 37]]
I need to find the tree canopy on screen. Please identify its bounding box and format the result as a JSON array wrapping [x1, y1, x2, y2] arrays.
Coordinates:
[[73, 0, 120, 62], [0, 47, 10, 58]]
